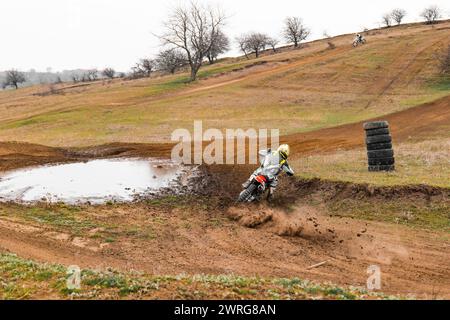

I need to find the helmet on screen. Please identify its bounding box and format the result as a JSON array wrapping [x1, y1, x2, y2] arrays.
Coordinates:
[[277, 144, 290, 160]]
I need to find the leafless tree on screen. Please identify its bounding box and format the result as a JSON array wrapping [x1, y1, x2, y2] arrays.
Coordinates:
[[245, 32, 270, 58], [421, 6, 442, 24], [102, 68, 116, 79], [71, 74, 80, 83], [207, 29, 230, 64], [382, 13, 392, 27], [236, 35, 251, 59], [391, 9, 407, 25], [156, 49, 187, 74], [131, 64, 144, 79], [54, 75, 62, 84], [87, 69, 98, 81], [266, 37, 279, 53], [159, 2, 226, 81], [139, 59, 156, 77], [283, 17, 310, 48], [2, 70, 26, 89]]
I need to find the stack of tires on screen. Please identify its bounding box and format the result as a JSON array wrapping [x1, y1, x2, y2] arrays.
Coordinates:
[[364, 121, 395, 172]]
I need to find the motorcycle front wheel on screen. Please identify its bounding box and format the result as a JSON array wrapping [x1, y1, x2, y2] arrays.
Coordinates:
[[237, 184, 257, 203]]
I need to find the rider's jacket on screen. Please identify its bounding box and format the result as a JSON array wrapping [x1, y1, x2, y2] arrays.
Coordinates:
[[253, 149, 295, 181]]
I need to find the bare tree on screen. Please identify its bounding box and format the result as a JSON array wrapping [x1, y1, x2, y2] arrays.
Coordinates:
[[391, 8, 407, 25], [156, 49, 187, 74], [267, 37, 279, 53], [2, 70, 26, 89], [159, 2, 226, 81], [245, 32, 270, 58], [421, 6, 442, 24], [382, 13, 392, 27], [139, 59, 156, 77], [207, 29, 230, 64], [131, 64, 145, 79], [87, 69, 98, 81], [54, 75, 62, 84], [71, 74, 80, 83], [102, 68, 116, 79], [236, 35, 251, 59], [283, 17, 310, 48]]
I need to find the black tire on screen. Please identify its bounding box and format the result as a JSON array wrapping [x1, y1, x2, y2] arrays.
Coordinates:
[[369, 165, 395, 172], [363, 121, 389, 131], [366, 134, 392, 145], [237, 184, 256, 203], [367, 142, 393, 151], [368, 149, 394, 159], [368, 158, 395, 166], [365, 128, 390, 136]]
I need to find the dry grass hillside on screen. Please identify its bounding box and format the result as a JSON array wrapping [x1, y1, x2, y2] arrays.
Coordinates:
[[0, 21, 449, 147]]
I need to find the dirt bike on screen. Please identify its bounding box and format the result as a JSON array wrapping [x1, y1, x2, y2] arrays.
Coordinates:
[[237, 174, 271, 203], [353, 37, 366, 47]]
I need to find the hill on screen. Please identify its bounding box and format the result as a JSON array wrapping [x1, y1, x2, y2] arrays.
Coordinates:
[[0, 21, 449, 147]]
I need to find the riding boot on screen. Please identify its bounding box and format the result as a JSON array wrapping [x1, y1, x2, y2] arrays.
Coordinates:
[[267, 187, 275, 202]]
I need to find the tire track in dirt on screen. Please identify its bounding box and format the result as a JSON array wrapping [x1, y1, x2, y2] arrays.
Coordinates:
[[0, 203, 448, 298], [364, 36, 449, 109], [182, 46, 352, 96], [0, 218, 136, 271], [225, 205, 450, 298]]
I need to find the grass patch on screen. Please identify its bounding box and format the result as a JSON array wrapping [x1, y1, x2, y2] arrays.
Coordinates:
[[0, 253, 398, 300], [328, 200, 450, 233], [292, 138, 450, 189], [0, 204, 98, 235], [428, 76, 450, 91]]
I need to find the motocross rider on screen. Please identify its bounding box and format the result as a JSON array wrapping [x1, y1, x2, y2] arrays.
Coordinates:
[[356, 33, 363, 42], [242, 144, 295, 200]]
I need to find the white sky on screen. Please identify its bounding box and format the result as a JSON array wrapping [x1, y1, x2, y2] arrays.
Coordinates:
[[1, 0, 449, 72]]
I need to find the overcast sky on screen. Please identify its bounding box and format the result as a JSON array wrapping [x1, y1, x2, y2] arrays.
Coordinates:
[[1, 0, 449, 72]]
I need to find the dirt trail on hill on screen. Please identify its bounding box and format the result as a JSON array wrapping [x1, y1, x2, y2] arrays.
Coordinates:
[[183, 46, 352, 96], [0, 203, 448, 298]]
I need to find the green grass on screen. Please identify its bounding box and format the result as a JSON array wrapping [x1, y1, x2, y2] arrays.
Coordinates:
[[428, 76, 450, 91], [0, 253, 399, 299], [328, 200, 450, 233], [0, 204, 98, 235]]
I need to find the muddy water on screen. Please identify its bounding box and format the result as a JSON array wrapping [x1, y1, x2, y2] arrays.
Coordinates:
[[0, 158, 192, 204]]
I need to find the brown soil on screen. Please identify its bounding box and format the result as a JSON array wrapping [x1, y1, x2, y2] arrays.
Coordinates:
[[0, 200, 448, 299]]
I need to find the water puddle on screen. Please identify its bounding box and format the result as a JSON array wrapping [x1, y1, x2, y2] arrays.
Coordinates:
[[0, 158, 196, 204]]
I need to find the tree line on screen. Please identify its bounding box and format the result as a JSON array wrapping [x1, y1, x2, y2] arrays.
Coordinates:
[[381, 6, 443, 27]]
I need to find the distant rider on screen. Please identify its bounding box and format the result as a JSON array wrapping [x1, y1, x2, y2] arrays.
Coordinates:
[[357, 33, 364, 43], [242, 144, 295, 200]]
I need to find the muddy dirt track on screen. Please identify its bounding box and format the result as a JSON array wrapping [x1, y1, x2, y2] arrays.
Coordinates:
[[0, 195, 448, 299], [0, 96, 449, 299]]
